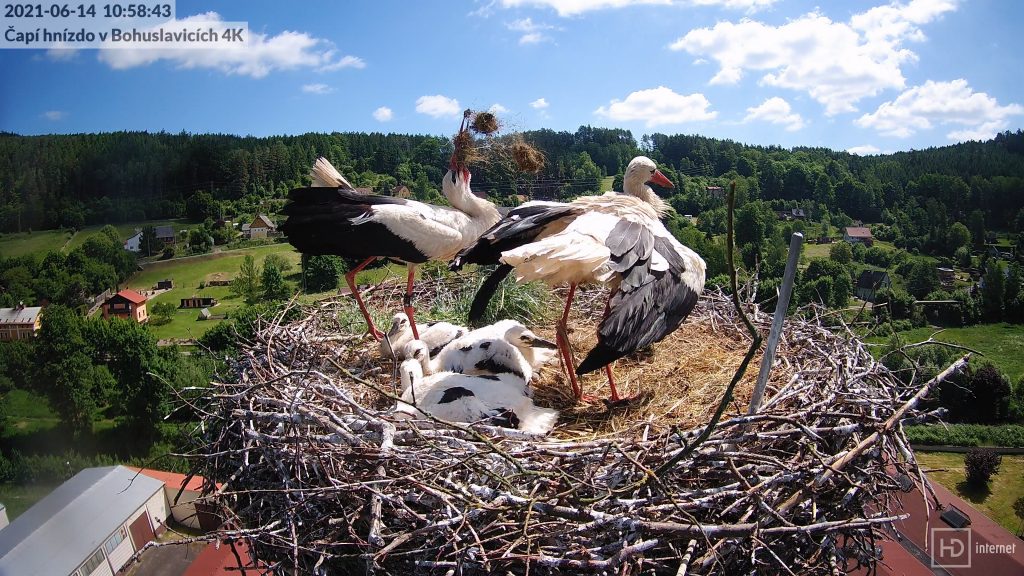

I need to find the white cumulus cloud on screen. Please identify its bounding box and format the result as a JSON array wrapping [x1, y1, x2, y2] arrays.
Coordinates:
[[302, 83, 332, 95], [743, 97, 805, 131], [530, 98, 550, 109], [498, 0, 775, 17], [97, 12, 365, 78], [846, 145, 881, 155], [416, 95, 462, 118], [42, 111, 67, 121], [489, 104, 510, 114], [595, 86, 716, 127], [373, 107, 394, 122], [856, 79, 1024, 141], [670, 0, 958, 115], [506, 17, 558, 44]]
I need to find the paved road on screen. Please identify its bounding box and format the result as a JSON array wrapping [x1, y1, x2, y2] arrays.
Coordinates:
[[124, 539, 207, 576]]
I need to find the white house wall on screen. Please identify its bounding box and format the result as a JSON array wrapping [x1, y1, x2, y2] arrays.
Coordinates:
[[106, 528, 135, 572], [85, 558, 113, 576], [144, 490, 169, 534]]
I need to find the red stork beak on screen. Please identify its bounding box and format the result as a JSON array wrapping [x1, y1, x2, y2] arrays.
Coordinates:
[[649, 169, 674, 189]]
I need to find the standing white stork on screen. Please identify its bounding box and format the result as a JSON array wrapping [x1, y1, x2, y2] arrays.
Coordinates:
[[281, 159, 501, 341], [451, 156, 705, 403]]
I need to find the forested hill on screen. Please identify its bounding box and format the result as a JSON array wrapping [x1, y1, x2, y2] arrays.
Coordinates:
[[1, 128, 1023, 234]]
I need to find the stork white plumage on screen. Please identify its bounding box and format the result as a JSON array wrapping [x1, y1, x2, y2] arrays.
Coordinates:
[[380, 312, 467, 360], [281, 157, 500, 341], [309, 156, 355, 190], [452, 156, 706, 403], [397, 341, 559, 435], [456, 319, 559, 372]]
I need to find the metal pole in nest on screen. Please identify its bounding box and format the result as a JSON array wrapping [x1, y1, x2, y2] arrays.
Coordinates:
[[748, 231, 804, 415]]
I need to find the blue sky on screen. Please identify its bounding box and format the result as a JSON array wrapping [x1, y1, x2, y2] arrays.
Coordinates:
[[2, 0, 1022, 155]]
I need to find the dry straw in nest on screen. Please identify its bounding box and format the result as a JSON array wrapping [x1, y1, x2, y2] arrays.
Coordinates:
[[451, 129, 483, 169], [167, 275, 964, 575]]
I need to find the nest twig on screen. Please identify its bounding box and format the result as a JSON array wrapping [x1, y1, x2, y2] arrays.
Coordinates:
[[167, 271, 965, 574]]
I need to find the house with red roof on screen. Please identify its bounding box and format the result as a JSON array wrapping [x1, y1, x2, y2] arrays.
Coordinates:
[[102, 289, 149, 323]]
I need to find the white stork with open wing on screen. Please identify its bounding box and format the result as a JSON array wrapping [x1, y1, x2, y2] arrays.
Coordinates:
[[451, 156, 705, 403]]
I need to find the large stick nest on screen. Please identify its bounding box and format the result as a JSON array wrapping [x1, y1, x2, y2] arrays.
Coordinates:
[[184, 274, 943, 575]]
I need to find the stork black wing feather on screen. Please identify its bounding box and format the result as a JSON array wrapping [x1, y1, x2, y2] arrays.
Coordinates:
[[280, 187, 427, 262], [577, 235, 699, 375], [450, 203, 581, 269]]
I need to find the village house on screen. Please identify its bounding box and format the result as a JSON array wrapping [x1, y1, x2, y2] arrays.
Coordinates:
[[938, 267, 956, 288], [102, 289, 149, 323], [391, 185, 412, 199], [154, 225, 176, 245], [854, 270, 891, 302], [706, 186, 725, 200], [245, 214, 277, 239], [123, 229, 143, 252], [0, 303, 42, 341], [843, 226, 874, 246]]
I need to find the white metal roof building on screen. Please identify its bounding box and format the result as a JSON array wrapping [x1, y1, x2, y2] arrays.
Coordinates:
[[0, 465, 169, 576]]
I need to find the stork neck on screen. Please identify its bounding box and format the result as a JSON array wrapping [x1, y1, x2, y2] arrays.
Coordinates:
[[624, 178, 671, 216], [400, 359, 422, 394], [447, 185, 499, 220]]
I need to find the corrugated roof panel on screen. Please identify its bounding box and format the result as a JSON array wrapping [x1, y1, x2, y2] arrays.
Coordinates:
[[0, 466, 164, 576]]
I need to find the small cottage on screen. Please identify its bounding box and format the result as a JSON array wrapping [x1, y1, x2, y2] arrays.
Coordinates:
[[843, 227, 874, 246], [854, 270, 891, 302], [154, 225, 176, 244], [180, 296, 218, 309], [246, 214, 277, 239], [123, 230, 143, 252], [0, 303, 42, 341], [102, 290, 148, 323]]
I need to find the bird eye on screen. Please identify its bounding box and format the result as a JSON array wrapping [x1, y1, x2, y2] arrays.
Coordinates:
[[519, 335, 530, 341]]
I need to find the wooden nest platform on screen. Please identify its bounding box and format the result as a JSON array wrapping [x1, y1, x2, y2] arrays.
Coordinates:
[[183, 274, 955, 575]]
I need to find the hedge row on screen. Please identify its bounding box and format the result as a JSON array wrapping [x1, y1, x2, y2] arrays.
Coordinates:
[[905, 424, 1024, 447]]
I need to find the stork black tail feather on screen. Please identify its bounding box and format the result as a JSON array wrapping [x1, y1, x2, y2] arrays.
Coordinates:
[[468, 264, 514, 325], [576, 343, 624, 376]]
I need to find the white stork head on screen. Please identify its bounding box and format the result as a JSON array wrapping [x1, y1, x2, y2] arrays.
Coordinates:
[[623, 156, 673, 216], [488, 320, 558, 368], [399, 340, 430, 393]]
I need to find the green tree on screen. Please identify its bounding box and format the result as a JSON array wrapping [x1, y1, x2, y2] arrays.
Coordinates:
[[906, 260, 939, 299], [263, 252, 293, 274], [261, 261, 291, 301], [151, 301, 177, 319], [33, 305, 94, 435], [1013, 495, 1024, 536], [981, 260, 1005, 321], [829, 241, 853, 265], [964, 448, 1001, 488], [968, 209, 986, 248], [232, 255, 262, 304], [947, 222, 971, 255], [140, 225, 159, 257], [302, 254, 345, 292]]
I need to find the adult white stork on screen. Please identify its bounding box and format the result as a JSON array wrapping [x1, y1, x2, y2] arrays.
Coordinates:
[[281, 159, 501, 340], [397, 341, 559, 435], [451, 156, 706, 403]]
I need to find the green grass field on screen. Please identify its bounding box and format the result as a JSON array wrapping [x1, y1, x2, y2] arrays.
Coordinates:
[[0, 482, 61, 520], [880, 324, 1024, 382], [127, 243, 303, 341], [64, 219, 189, 252], [916, 451, 1024, 534], [0, 229, 72, 258]]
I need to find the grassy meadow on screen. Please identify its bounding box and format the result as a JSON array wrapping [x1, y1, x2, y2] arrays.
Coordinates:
[[879, 324, 1024, 383], [915, 451, 1024, 535], [0, 229, 72, 258]]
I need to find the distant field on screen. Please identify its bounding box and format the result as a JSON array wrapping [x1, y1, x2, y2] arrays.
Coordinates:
[[874, 324, 1024, 382], [0, 482, 61, 521], [0, 229, 72, 258], [915, 451, 1024, 534], [64, 219, 189, 252], [128, 243, 303, 341]]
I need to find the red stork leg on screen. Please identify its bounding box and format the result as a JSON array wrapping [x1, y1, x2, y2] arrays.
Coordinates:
[[556, 283, 582, 399], [345, 256, 384, 340], [600, 297, 636, 405], [403, 264, 420, 340]]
